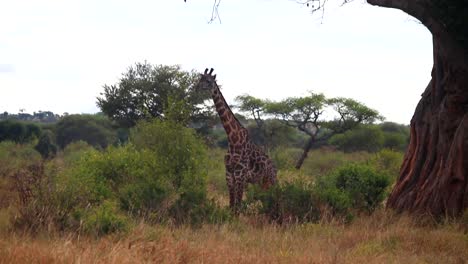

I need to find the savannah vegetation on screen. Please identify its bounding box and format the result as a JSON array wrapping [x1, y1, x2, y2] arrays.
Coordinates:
[[1, 60, 467, 263]]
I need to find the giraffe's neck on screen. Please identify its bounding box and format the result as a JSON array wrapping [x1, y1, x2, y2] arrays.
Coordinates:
[[211, 84, 244, 144]]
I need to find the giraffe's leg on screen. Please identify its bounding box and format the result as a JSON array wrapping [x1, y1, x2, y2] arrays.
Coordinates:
[[232, 167, 247, 213], [234, 179, 245, 212], [226, 170, 236, 209], [225, 153, 237, 210]]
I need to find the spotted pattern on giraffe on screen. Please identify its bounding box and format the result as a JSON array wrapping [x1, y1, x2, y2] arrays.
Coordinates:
[[196, 68, 277, 212]]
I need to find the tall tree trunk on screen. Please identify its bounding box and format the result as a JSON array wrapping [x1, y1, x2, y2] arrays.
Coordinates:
[[387, 35, 468, 216], [366, 0, 468, 216], [295, 136, 314, 169]]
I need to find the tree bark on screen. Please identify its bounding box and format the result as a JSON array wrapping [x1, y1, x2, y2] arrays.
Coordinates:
[[366, 0, 468, 216], [386, 36, 468, 216], [295, 136, 315, 169]]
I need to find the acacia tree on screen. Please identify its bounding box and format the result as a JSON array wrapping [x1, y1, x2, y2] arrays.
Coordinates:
[[236, 95, 305, 150], [235, 94, 266, 130], [97, 62, 212, 127], [265, 93, 382, 169]]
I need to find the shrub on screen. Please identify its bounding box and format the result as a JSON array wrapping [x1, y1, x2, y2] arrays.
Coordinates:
[[12, 119, 230, 233], [314, 176, 353, 218], [35, 130, 57, 159], [56, 114, 116, 149], [0, 120, 41, 144], [81, 200, 130, 236], [246, 181, 320, 224], [270, 148, 302, 170], [13, 146, 113, 232], [329, 125, 384, 153], [129, 120, 223, 225], [302, 148, 371, 177], [0, 142, 42, 178], [325, 164, 391, 213], [205, 148, 227, 194], [383, 132, 408, 151], [170, 194, 232, 226], [369, 149, 404, 180], [130, 120, 208, 192]]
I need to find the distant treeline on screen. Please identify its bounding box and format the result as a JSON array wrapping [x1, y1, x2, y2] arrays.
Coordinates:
[[0, 62, 411, 157], [0, 113, 409, 159], [0, 110, 64, 123]]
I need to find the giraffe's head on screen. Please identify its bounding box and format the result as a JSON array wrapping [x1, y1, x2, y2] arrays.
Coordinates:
[[196, 68, 217, 92]]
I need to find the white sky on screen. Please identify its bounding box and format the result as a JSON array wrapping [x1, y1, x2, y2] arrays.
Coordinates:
[[0, 0, 432, 124]]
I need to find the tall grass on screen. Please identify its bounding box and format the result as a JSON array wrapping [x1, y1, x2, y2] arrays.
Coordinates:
[[0, 211, 467, 263]]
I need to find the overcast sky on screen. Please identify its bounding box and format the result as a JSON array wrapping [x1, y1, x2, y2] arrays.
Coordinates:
[[0, 0, 432, 124]]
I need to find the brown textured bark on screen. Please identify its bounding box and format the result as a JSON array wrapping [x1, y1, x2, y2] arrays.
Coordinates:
[[386, 36, 468, 216], [366, 0, 468, 216]]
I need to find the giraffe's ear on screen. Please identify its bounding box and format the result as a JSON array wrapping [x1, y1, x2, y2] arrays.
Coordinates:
[[209, 68, 214, 75], [204, 68, 209, 74], [213, 74, 217, 80]]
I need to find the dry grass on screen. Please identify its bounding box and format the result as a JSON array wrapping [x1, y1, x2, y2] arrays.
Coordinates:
[[1, 211, 467, 264]]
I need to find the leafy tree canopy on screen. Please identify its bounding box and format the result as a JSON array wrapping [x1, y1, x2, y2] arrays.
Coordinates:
[[97, 62, 212, 127], [266, 93, 327, 136], [324, 97, 383, 133], [235, 95, 267, 127], [56, 114, 117, 149], [0, 120, 41, 144], [237, 92, 383, 168]]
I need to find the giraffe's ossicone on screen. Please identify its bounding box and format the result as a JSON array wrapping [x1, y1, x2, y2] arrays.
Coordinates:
[[196, 68, 277, 212]]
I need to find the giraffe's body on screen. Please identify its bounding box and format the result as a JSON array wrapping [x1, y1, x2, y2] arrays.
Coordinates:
[[197, 68, 277, 211]]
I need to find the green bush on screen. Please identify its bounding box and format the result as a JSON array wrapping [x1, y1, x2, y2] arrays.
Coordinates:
[[329, 125, 384, 153], [310, 163, 392, 220], [246, 181, 320, 224], [13, 146, 112, 232], [369, 149, 404, 180], [301, 148, 371, 177], [0, 120, 41, 144], [205, 148, 227, 194], [54, 120, 225, 226], [129, 120, 225, 225], [56, 114, 116, 149], [246, 150, 391, 223], [383, 132, 408, 151], [319, 164, 391, 213], [35, 130, 57, 159], [11, 119, 232, 233], [56, 150, 113, 209], [82, 200, 130, 236], [170, 194, 232, 226], [270, 148, 302, 170], [0, 141, 42, 178], [130, 120, 208, 191]]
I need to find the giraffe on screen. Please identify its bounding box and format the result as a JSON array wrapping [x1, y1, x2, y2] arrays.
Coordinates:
[[197, 68, 277, 212]]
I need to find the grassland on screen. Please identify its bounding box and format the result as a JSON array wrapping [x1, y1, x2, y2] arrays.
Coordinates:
[[1, 211, 467, 264], [1, 143, 467, 264]]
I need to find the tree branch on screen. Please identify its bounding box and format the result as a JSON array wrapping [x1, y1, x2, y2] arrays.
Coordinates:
[[366, 0, 436, 36], [366, 0, 468, 69]]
